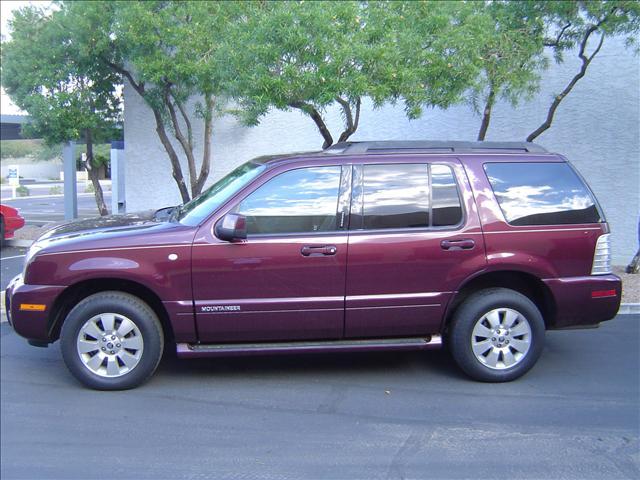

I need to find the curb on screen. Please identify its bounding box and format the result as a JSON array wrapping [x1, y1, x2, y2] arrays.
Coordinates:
[[0, 192, 99, 201], [618, 303, 640, 315]]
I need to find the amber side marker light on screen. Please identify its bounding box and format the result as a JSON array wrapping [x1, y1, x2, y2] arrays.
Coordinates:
[[591, 290, 617, 299], [19, 304, 46, 312]]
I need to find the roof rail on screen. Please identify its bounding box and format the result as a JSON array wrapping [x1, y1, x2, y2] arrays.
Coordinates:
[[325, 140, 548, 154]]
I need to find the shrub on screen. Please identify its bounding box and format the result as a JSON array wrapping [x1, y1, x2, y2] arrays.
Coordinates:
[[49, 186, 63, 195], [16, 185, 30, 197]]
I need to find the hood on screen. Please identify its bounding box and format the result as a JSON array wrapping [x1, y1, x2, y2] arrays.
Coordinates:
[[35, 208, 178, 247]]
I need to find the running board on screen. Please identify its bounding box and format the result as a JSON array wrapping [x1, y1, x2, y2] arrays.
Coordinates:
[[176, 335, 442, 359]]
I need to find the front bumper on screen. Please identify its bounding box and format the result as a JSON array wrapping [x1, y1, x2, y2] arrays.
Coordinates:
[[544, 274, 622, 329], [5, 275, 66, 343]]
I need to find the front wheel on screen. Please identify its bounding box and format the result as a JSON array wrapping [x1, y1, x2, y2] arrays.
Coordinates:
[[448, 288, 545, 382], [60, 292, 164, 390]]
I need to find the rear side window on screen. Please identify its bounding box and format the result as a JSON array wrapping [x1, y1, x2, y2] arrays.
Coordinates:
[[358, 163, 462, 230], [362, 164, 430, 229], [484, 162, 603, 226]]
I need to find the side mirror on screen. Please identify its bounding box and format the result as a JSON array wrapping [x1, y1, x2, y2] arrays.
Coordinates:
[[214, 213, 247, 242]]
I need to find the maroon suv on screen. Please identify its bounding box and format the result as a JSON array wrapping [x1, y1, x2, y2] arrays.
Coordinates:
[[5, 141, 621, 390]]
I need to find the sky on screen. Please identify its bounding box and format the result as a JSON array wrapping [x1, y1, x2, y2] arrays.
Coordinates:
[[1, 0, 52, 115]]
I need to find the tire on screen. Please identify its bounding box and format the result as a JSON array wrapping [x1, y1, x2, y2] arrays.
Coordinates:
[[0, 216, 5, 249], [448, 288, 545, 382], [60, 291, 164, 390]]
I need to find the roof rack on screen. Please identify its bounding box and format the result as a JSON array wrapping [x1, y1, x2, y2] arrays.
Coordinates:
[[325, 140, 548, 154]]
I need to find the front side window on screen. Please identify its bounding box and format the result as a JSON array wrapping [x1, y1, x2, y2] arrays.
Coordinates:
[[484, 162, 603, 226], [358, 163, 462, 230], [235, 166, 342, 235], [178, 162, 265, 226]]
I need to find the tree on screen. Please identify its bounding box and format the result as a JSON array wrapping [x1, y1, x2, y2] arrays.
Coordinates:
[[230, 1, 482, 149], [465, 1, 547, 140], [62, 0, 244, 203], [527, 0, 640, 141], [371, 1, 487, 126], [228, 1, 372, 149], [1, 5, 120, 216]]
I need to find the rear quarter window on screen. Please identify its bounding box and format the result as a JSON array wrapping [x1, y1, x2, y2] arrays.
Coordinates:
[[484, 162, 603, 226]]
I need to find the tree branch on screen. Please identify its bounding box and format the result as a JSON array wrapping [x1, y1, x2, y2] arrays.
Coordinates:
[[172, 93, 194, 151], [289, 100, 334, 149], [196, 94, 214, 196], [151, 107, 191, 203], [544, 22, 572, 47], [336, 96, 361, 143], [526, 27, 605, 142], [100, 58, 191, 202], [477, 84, 496, 141], [163, 86, 198, 194]]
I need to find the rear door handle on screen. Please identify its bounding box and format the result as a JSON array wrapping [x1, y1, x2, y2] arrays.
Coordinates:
[[301, 245, 338, 256], [441, 239, 475, 250]]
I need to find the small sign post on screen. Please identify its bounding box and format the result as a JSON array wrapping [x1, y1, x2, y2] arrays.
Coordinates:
[[7, 165, 19, 186]]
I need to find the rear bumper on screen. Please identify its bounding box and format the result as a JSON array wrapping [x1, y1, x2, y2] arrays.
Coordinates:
[[5, 275, 65, 343], [544, 274, 622, 329]]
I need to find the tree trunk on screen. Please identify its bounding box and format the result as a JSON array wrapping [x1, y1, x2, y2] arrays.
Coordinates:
[[477, 86, 495, 141], [104, 60, 191, 203], [336, 97, 361, 143], [194, 95, 214, 197], [84, 129, 108, 216], [289, 101, 334, 149], [151, 109, 191, 203]]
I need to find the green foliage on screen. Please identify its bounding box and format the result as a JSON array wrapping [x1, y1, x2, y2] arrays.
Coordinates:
[[15, 185, 30, 197], [1, 5, 122, 147], [85, 183, 95, 194], [466, 2, 547, 112], [49, 185, 63, 195], [0, 139, 42, 159], [228, 1, 483, 147], [0, 139, 63, 161]]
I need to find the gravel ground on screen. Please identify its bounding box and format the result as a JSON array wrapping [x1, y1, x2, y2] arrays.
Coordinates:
[[13, 224, 49, 241], [9, 227, 640, 304], [615, 266, 640, 304]]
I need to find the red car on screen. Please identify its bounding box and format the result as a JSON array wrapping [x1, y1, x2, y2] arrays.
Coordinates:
[[0, 204, 25, 247]]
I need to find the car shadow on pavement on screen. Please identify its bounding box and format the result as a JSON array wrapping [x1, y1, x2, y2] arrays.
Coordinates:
[[155, 348, 466, 383]]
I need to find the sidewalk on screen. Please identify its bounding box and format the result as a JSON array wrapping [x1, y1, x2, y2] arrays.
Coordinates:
[[0, 179, 111, 201]]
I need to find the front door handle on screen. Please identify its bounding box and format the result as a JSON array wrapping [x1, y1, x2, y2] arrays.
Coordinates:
[[441, 239, 475, 250], [301, 245, 338, 256]]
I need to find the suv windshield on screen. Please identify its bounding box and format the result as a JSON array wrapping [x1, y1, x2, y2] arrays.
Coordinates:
[[177, 162, 266, 226]]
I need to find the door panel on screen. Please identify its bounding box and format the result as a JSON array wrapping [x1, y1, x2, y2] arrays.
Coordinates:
[[192, 234, 347, 342], [345, 159, 486, 338]]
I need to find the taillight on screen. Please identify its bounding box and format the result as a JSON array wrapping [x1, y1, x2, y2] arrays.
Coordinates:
[[591, 234, 612, 275]]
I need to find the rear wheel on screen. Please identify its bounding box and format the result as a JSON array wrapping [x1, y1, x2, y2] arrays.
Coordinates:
[[60, 291, 164, 390], [448, 288, 545, 382]]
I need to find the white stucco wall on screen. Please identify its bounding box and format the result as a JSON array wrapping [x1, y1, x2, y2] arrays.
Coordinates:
[[124, 35, 639, 265]]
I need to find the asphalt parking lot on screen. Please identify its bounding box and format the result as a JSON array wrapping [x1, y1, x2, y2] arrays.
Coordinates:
[[1, 314, 638, 479], [1, 246, 27, 290]]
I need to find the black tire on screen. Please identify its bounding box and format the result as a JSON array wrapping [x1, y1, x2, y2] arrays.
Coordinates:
[[448, 288, 545, 382], [60, 291, 164, 390], [0, 216, 5, 249]]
